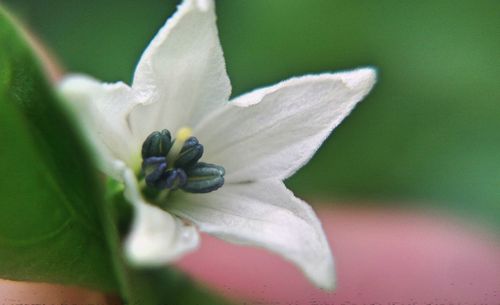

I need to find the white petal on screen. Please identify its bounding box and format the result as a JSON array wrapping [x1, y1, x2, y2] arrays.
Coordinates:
[[122, 167, 200, 265], [195, 68, 376, 182], [170, 180, 335, 289], [129, 0, 231, 140], [125, 202, 200, 265], [59, 74, 140, 170]]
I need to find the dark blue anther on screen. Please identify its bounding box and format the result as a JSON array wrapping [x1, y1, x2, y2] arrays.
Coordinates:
[[144, 162, 167, 186], [177, 169, 188, 185], [161, 168, 188, 190], [181, 162, 225, 193], [142, 156, 168, 187], [143, 156, 167, 166], [175, 137, 204, 169], [142, 129, 172, 158], [141, 129, 225, 195]]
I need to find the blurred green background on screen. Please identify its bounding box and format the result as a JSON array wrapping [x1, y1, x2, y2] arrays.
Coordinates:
[[3, 0, 499, 230]]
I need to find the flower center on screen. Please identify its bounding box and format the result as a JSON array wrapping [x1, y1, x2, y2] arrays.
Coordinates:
[[140, 128, 225, 201]]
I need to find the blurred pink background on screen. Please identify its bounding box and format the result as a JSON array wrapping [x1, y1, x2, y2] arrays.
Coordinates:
[[177, 206, 500, 304], [2, 206, 499, 304]]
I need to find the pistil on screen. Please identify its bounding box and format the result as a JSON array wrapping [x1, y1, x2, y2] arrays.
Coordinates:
[[167, 127, 192, 166]]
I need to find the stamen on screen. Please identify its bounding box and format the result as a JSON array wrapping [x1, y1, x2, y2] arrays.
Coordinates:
[[143, 156, 167, 166], [144, 162, 167, 186], [175, 137, 204, 168], [164, 169, 188, 190], [142, 156, 168, 187], [181, 162, 225, 193], [141, 129, 172, 159], [167, 127, 192, 164], [140, 127, 225, 200]]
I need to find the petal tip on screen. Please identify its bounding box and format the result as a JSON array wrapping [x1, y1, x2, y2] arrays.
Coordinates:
[[124, 201, 201, 266], [194, 0, 213, 11], [182, 0, 213, 11], [304, 246, 336, 291], [315, 267, 337, 291], [341, 67, 377, 91], [124, 221, 200, 266]]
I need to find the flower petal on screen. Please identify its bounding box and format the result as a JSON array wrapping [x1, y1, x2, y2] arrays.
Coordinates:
[[195, 68, 376, 182], [125, 202, 200, 265], [59, 74, 140, 171], [170, 180, 335, 289], [129, 0, 231, 140], [122, 167, 200, 265]]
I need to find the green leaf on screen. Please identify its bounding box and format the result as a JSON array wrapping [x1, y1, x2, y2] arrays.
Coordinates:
[[126, 268, 233, 305], [0, 8, 118, 291]]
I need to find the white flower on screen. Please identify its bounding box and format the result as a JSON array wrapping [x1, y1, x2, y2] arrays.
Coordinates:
[[59, 0, 376, 290]]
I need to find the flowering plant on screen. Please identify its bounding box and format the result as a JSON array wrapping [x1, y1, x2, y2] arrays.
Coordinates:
[[0, 0, 375, 302], [61, 0, 375, 290]]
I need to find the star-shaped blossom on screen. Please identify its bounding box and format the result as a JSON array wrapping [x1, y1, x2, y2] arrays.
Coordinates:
[[59, 0, 376, 290]]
